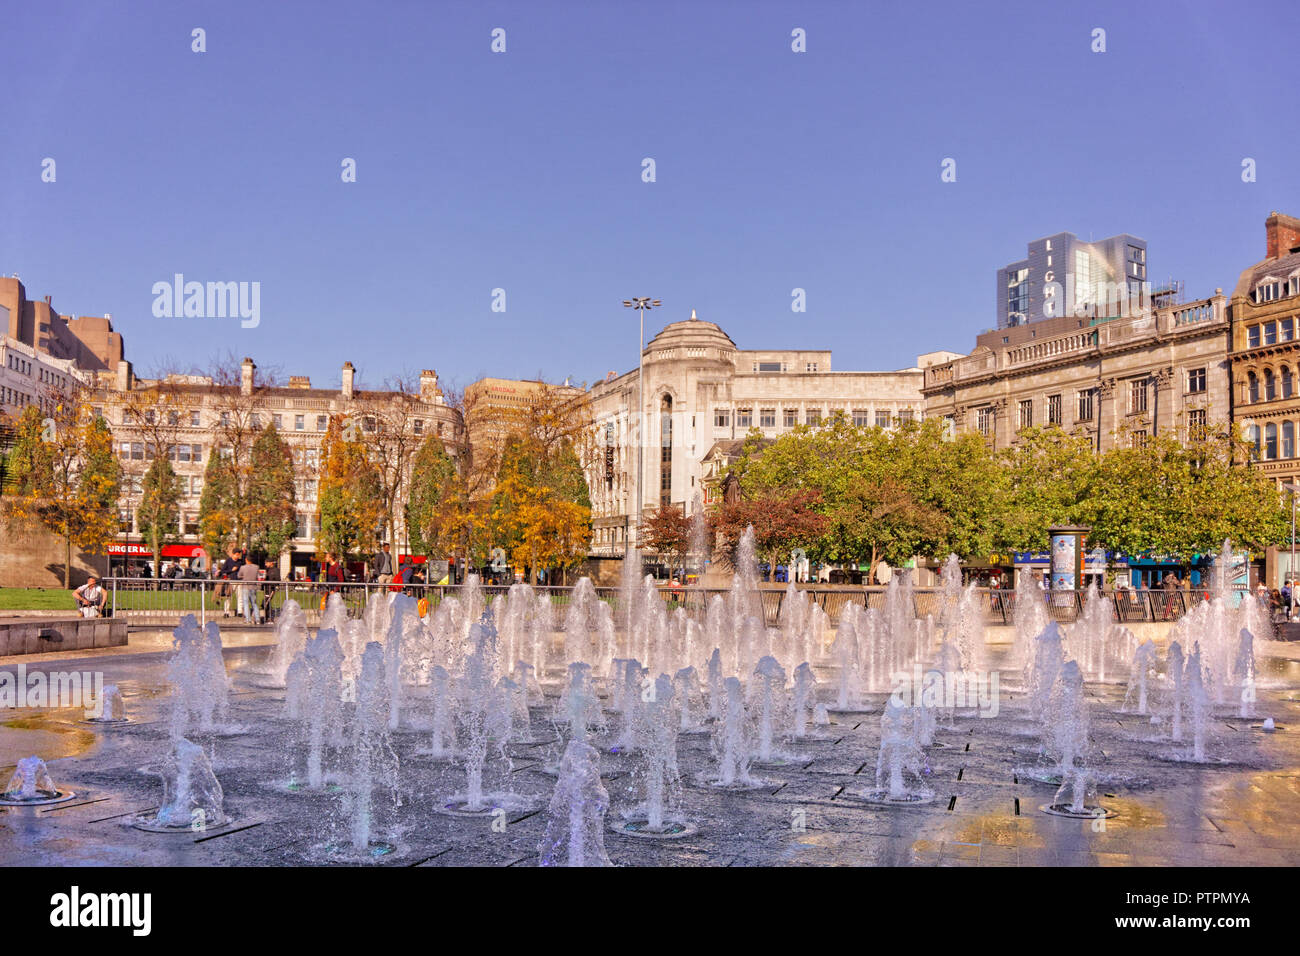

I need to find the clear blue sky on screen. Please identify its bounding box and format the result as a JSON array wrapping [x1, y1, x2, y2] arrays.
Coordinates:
[[2, 0, 1295, 395]]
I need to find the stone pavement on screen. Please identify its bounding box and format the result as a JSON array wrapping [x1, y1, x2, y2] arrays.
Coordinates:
[[0, 638, 1297, 866]]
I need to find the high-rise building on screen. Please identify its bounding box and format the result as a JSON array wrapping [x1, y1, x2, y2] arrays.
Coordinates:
[[997, 232, 1149, 329], [0, 275, 126, 372]]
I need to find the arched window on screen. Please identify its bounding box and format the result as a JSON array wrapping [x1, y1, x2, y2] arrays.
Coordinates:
[[1266, 368, 1277, 401], [1247, 423, 1261, 455], [1266, 422, 1278, 460], [1248, 371, 1259, 403], [1284, 366, 1295, 399], [1284, 421, 1295, 460], [659, 394, 673, 507]]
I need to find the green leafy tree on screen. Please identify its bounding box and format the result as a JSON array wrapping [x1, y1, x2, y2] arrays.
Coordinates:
[[996, 425, 1098, 551], [406, 435, 475, 563], [137, 455, 182, 584], [247, 423, 297, 560]]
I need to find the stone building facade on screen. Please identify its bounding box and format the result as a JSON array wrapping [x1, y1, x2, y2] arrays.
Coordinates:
[[1229, 211, 1300, 489], [922, 291, 1232, 451], [92, 358, 464, 574], [582, 311, 950, 554]]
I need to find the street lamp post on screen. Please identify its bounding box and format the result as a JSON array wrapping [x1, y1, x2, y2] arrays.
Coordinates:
[[622, 297, 660, 555]]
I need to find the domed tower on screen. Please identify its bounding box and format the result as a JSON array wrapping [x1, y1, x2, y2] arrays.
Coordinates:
[[638, 310, 738, 518]]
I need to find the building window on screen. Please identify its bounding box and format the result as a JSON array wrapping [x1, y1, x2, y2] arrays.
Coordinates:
[[1186, 368, 1206, 393], [1266, 368, 1277, 401], [976, 407, 994, 437], [414, 419, 424, 435], [1266, 422, 1278, 460], [220, 412, 231, 427], [1130, 429, 1148, 449], [1129, 379, 1148, 414], [897, 409, 915, 424], [784, 408, 798, 428], [805, 409, 822, 426], [1264, 321, 1278, 346], [1017, 400, 1033, 430], [1248, 325, 1261, 348], [1285, 421, 1296, 459], [757, 362, 782, 373], [1077, 389, 1095, 421], [659, 395, 673, 507], [295, 414, 305, 431], [1188, 408, 1207, 442], [736, 408, 752, 428], [1282, 317, 1295, 342], [1284, 366, 1294, 399], [272, 414, 282, 429], [760, 408, 776, 428], [805, 362, 818, 373], [1246, 424, 1260, 457], [1047, 394, 1062, 425], [316, 415, 328, 431], [714, 409, 729, 428], [190, 410, 200, 427]]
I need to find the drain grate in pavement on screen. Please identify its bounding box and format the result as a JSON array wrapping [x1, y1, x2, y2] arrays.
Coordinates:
[[406, 847, 453, 867], [194, 821, 265, 843]]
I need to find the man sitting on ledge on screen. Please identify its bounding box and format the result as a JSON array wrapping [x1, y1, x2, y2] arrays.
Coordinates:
[[75, 576, 107, 618]]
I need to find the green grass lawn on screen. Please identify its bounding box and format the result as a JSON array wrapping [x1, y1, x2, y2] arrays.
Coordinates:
[[0, 588, 77, 611]]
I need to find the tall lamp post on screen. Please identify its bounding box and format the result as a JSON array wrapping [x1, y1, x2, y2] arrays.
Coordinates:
[[1285, 483, 1300, 622], [622, 297, 660, 555]]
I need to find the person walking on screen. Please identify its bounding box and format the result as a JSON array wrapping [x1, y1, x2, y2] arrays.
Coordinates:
[[237, 553, 261, 624], [373, 543, 394, 585]]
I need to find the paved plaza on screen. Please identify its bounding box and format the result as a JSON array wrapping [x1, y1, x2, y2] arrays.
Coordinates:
[[1, 633, 1297, 867]]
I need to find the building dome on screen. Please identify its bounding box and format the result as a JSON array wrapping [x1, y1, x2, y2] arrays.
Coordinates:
[[643, 310, 737, 356]]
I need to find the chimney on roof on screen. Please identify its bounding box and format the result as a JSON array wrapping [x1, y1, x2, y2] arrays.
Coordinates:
[[288, 375, 311, 389], [419, 369, 439, 402], [1265, 211, 1300, 259], [116, 360, 132, 392], [341, 361, 355, 400], [241, 357, 255, 396]]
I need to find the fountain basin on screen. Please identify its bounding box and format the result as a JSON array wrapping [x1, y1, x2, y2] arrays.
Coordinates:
[[609, 818, 699, 839]]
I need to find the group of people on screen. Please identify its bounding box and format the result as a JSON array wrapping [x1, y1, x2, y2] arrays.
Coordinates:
[[212, 548, 280, 624]]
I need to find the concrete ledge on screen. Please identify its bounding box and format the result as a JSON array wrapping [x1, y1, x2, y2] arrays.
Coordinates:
[[0, 616, 127, 657]]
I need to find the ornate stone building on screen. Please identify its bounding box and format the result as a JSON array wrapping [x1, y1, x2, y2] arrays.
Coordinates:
[[1229, 211, 1300, 489], [922, 291, 1231, 451], [582, 310, 949, 554], [93, 358, 464, 575]]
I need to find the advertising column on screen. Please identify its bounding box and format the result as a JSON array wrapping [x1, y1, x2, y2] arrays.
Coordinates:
[[1048, 525, 1089, 605]]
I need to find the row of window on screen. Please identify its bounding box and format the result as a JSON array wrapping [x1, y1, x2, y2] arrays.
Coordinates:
[[117, 511, 321, 541], [1244, 367, 1296, 403], [120, 407, 445, 437], [118, 442, 204, 463], [989, 370, 1209, 436], [1245, 421, 1299, 461], [1245, 317, 1298, 348], [714, 407, 916, 429], [5, 354, 32, 376], [1254, 277, 1300, 304]]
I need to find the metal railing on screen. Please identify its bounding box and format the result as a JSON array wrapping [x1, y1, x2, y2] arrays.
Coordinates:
[[103, 578, 1257, 629]]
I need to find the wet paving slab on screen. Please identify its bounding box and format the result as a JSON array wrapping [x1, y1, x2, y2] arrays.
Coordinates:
[[1, 638, 1298, 866]]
